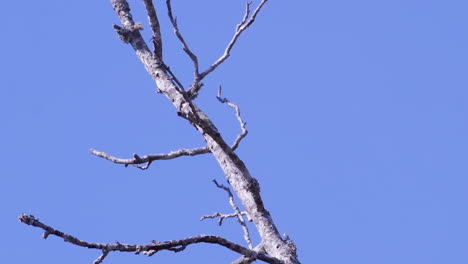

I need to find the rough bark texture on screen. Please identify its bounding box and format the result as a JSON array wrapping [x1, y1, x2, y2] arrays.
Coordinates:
[[110, 1, 299, 263], [20, 1, 299, 263]]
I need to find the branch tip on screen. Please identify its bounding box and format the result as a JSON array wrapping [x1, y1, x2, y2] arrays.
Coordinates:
[[200, 0, 269, 79]]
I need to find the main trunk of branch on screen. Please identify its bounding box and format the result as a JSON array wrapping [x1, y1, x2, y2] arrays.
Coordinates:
[[110, 1, 299, 262]]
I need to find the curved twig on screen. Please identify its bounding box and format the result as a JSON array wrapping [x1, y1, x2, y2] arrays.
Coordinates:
[[216, 85, 248, 151]]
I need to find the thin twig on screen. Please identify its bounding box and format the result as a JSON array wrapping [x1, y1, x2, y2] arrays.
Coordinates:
[[18, 214, 280, 264], [89, 146, 209, 170], [162, 63, 185, 91], [199, 0, 268, 80], [216, 85, 248, 151], [200, 211, 249, 226], [166, 0, 200, 89], [212, 180, 253, 249]]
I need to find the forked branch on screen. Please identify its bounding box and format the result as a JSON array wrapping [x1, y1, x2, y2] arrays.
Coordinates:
[[18, 214, 281, 264], [166, 0, 201, 94], [212, 179, 253, 248], [90, 92, 247, 168], [199, 0, 268, 80]]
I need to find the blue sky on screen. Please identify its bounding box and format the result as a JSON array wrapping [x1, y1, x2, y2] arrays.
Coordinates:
[[1, 0, 467, 263]]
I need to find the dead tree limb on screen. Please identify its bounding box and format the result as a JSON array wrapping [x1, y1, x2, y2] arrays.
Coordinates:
[[166, 0, 201, 98], [111, 0, 299, 263], [216, 85, 248, 151], [22, 0, 299, 263], [198, 0, 268, 81], [18, 214, 281, 264], [213, 179, 253, 249], [89, 146, 209, 170], [200, 211, 250, 225], [109, 0, 300, 262]]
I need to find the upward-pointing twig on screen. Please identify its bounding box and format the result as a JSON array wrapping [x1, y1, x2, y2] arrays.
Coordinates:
[[142, 0, 163, 59], [216, 85, 248, 151], [212, 180, 253, 249], [199, 0, 268, 81], [166, 0, 201, 94]]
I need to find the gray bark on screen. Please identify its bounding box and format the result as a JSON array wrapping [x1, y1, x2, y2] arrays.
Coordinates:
[[110, 1, 299, 263]]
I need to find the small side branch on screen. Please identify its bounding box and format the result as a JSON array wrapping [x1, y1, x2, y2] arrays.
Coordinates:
[[217, 85, 248, 151], [93, 250, 109, 264], [232, 243, 267, 264], [142, 0, 163, 59], [89, 146, 209, 170], [18, 214, 280, 264], [200, 211, 249, 226], [212, 180, 253, 249], [166, 0, 201, 97], [199, 0, 268, 80]]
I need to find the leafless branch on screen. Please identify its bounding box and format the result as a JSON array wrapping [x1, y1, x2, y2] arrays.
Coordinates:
[[93, 250, 109, 264], [232, 243, 267, 264], [142, 0, 163, 59], [199, 0, 268, 80], [18, 214, 280, 264], [89, 98, 246, 168], [89, 146, 209, 170], [162, 64, 185, 91], [212, 180, 253, 249], [166, 0, 201, 93], [200, 211, 250, 226], [217, 85, 248, 151]]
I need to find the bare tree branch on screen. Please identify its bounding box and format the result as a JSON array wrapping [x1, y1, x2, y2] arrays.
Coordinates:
[[232, 243, 266, 264], [62, 1, 298, 262], [93, 250, 109, 264], [199, 0, 268, 80], [107, 1, 298, 260], [163, 64, 186, 91], [89, 146, 209, 170], [216, 85, 248, 151], [166, 0, 201, 96], [89, 93, 245, 168], [18, 214, 281, 264], [212, 179, 253, 249], [142, 0, 163, 59], [200, 211, 250, 226]]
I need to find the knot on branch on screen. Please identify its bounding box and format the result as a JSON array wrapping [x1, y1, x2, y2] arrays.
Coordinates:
[[186, 82, 204, 99], [246, 178, 260, 193], [113, 23, 143, 43], [283, 233, 298, 255]]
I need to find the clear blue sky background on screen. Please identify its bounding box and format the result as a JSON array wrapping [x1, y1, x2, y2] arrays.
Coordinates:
[[1, 0, 467, 263]]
